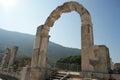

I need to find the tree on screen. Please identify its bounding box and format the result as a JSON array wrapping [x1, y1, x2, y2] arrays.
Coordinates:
[[56, 54, 81, 71], [56, 55, 81, 65]]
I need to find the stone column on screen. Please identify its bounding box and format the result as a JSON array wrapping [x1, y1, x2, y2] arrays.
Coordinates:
[[1, 48, 11, 69], [8, 46, 18, 71], [30, 25, 50, 80], [81, 23, 94, 72], [37, 25, 50, 80], [37, 26, 50, 67], [31, 25, 43, 68], [21, 65, 30, 80]]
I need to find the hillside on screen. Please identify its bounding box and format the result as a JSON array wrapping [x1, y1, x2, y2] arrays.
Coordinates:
[[0, 28, 81, 63]]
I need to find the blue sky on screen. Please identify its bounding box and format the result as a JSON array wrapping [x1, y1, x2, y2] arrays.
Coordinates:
[[0, 0, 120, 63]]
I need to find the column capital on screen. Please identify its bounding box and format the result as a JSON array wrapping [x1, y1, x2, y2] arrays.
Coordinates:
[[36, 25, 50, 38]]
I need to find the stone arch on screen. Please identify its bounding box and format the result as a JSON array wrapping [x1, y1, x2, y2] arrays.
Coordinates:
[[44, 1, 92, 27], [31, 1, 95, 80]]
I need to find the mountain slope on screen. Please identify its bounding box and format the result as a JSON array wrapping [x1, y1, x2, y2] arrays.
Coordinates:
[[0, 28, 81, 63]]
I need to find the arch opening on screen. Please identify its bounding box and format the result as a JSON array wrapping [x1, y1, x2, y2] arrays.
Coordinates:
[[47, 11, 81, 65], [49, 11, 81, 48], [44, 1, 94, 72]]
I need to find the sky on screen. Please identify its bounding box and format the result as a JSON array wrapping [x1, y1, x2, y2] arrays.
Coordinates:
[[0, 0, 120, 63]]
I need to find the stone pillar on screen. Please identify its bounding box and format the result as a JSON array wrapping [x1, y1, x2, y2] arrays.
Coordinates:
[[1, 48, 11, 69], [37, 25, 50, 80], [37, 26, 50, 67], [8, 46, 18, 71], [21, 65, 30, 80], [31, 26, 43, 68], [30, 25, 50, 80], [81, 24, 94, 72], [30, 68, 42, 80]]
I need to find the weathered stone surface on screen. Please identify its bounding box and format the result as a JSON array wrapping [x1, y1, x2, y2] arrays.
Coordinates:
[[29, 67, 47, 80], [30, 25, 49, 80], [8, 46, 18, 70], [93, 45, 111, 73], [1, 48, 11, 69], [81, 24, 94, 72], [44, 1, 92, 27], [31, 25, 50, 68], [31, 49, 39, 68], [21, 66, 30, 80]]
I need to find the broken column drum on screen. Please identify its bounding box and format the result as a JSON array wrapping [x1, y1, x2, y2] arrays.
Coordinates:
[[1, 48, 11, 69], [8, 46, 18, 69]]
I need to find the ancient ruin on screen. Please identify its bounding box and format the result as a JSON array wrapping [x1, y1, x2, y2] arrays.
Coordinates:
[[0, 46, 19, 80], [1, 48, 11, 69], [29, 1, 111, 80], [0, 1, 120, 80], [8, 46, 18, 71], [94, 45, 111, 73]]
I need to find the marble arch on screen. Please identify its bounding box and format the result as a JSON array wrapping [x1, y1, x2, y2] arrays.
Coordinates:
[[30, 1, 96, 80]]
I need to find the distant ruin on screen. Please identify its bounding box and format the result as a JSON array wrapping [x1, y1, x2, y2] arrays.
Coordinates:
[[1, 46, 18, 71], [1, 48, 11, 69]]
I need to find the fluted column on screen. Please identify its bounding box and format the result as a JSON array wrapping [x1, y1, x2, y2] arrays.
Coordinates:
[[30, 25, 50, 80], [1, 48, 11, 69], [31, 25, 43, 68], [38, 25, 50, 80], [8, 46, 18, 70], [31, 25, 50, 68], [37, 26, 50, 67]]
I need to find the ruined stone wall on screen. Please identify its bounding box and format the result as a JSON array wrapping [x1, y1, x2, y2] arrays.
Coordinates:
[[94, 45, 111, 73]]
